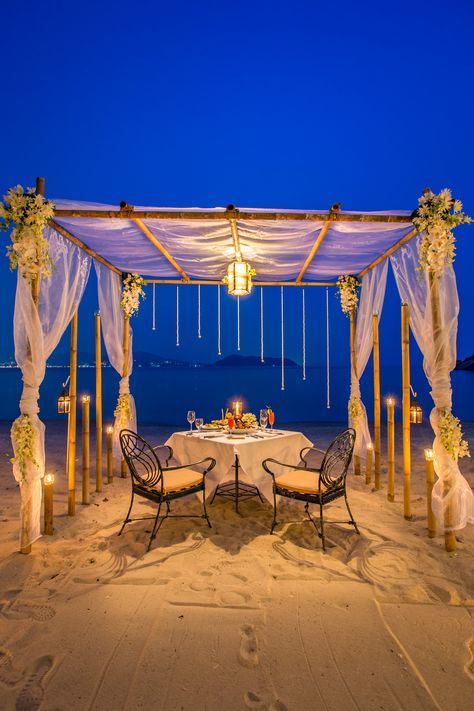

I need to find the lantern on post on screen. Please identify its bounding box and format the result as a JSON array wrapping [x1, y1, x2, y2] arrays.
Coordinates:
[[224, 261, 255, 296], [409, 386, 422, 424], [57, 377, 71, 414]]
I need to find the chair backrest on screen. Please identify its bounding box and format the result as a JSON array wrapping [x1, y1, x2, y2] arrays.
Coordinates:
[[119, 429, 163, 489], [319, 428, 355, 490]]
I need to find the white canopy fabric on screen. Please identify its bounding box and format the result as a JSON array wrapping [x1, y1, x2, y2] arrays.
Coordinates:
[[52, 200, 414, 281]]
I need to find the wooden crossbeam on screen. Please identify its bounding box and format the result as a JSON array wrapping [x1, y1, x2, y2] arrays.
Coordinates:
[[49, 220, 121, 274], [358, 228, 418, 278], [133, 218, 189, 282], [296, 204, 340, 283], [143, 279, 335, 286], [52, 208, 412, 224]]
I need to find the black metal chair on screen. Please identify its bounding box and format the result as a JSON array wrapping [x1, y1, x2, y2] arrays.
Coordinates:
[[262, 428, 359, 551], [119, 429, 216, 551]]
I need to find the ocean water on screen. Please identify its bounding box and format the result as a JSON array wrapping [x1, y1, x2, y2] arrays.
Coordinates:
[[0, 365, 472, 426]]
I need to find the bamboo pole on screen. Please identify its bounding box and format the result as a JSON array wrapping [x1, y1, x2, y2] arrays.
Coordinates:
[[43, 473, 54, 535], [49, 220, 121, 275], [133, 218, 190, 281], [144, 279, 336, 287], [373, 314, 381, 490], [401, 304, 412, 519], [95, 313, 103, 493], [428, 271, 456, 552], [387, 397, 395, 502], [67, 312, 78, 515], [365, 443, 373, 485], [349, 309, 361, 475], [121, 315, 130, 478], [107, 426, 114, 483], [82, 396, 90, 505], [424, 449, 437, 539], [358, 228, 418, 278]]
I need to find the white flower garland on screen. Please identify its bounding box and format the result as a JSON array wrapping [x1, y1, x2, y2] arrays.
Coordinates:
[[413, 188, 471, 277], [114, 394, 131, 426], [0, 185, 55, 284], [439, 409, 470, 461], [348, 396, 363, 424], [336, 274, 360, 315], [120, 273, 145, 317], [11, 414, 38, 482]]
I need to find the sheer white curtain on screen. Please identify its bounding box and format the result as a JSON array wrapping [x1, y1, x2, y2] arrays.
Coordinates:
[[349, 261, 388, 460], [391, 237, 473, 530], [12, 228, 91, 546], [95, 263, 136, 456]]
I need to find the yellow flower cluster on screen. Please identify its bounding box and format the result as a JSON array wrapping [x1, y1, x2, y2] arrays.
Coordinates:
[[114, 394, 132, 426], [336, 275, 360, 316], [348, 397, 363, 424], [439, 409, 470, 461], [120, 273, 146, 317], [10, 414, 38, 482]]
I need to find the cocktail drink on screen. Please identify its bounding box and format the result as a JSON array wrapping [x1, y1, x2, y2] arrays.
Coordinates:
[[227, 414, 235, 430], [268, 409, 275, 429]]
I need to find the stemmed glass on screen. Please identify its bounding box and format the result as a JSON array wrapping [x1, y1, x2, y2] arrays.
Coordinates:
[[259, 408, 268, 431], [187, 410, 196, 433], [268, 409, 275, 431], [195, 417, 203, 433]]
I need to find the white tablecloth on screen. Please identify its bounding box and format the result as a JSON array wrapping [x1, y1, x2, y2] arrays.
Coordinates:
[[165, 430, 313, 502]]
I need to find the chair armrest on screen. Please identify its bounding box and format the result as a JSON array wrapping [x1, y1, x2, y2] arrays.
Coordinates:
[[262, 457, 320, 479], [152, 444, 173, 466], [163, 457, 216, 475], [300, 445, 325, 466]]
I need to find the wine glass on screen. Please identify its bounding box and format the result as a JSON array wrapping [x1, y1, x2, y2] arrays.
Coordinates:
[[268, 409, 275, 431], [259, 408, 268, 430], [187, 410, 196, 433], [195, 417, 203, 432]]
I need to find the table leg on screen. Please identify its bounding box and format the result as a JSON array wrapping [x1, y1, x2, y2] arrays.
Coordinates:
[[235, 455, 239, 513]]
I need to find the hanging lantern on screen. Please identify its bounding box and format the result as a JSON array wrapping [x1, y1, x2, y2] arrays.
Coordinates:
[[225, 261, 254, 296], [57, 385, 70, 414], [410, 398, 423, 424]]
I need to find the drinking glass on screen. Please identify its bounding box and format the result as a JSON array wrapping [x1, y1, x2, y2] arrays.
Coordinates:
[[195, 417, 203, 432], [187, 410, 196, 432], [259, 408, 268, 430], [268, 409, 275, 430]]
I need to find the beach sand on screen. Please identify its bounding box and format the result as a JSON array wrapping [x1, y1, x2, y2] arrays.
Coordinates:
[[0, 421, 472, 711]]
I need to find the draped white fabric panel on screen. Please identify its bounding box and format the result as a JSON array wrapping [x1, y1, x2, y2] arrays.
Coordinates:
[[349, 261, 388, 461], [12, 228, 91, 545], [95, 263, 136, 455], [390, 238, 473, 531]]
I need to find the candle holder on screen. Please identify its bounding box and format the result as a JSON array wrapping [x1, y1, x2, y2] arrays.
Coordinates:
[[44, 473, 54, 535], [232, 401, 242, 418]]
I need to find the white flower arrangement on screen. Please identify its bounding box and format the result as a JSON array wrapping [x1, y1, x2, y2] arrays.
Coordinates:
[[336, 275, 360, 315], [413, 188, 471, 277], [241, 412, 257, 428], [121, 273, 145, 318], [114, 394, 132, 426], [348, 397, 363, 424], [0, 185, 55, 284], [10, 414, 38, 482], [439, 409, 470, 461]]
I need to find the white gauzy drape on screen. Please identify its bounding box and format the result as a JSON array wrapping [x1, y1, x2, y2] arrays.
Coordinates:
[[391, 237, 473, 531], [95, 263, 136, 456], [12, 228, 91, 545], [349, 260, 388, 460]]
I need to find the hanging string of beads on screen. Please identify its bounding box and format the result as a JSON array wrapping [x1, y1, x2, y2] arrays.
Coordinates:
[[152, 283, 156, 331], [302, 288, 306, 380], [217, 284, 222, 355], [197, 284, 201, 339], [237, 295, 241, 351], [260, 287, 264, 363], [281, 286, 285, 391], [326, 287, 330, 408], [176, 285, 180, 347]]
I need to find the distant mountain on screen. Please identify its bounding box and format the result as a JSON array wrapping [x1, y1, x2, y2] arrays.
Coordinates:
[[456, 355, 474, 371], [211, 354, 298, 367]]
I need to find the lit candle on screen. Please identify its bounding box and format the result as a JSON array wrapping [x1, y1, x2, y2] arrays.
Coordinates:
[[386, 397, 395, 502], [44, 473, 54, 535], [365, 442, 373, 485], [424, 448, 436, 538], [233, 401, 242, 417], [82, 396, 90, 505], [106, 426, 114, 484]]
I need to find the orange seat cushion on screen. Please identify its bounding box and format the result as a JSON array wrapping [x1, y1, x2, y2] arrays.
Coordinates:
[[275, 469, 325, 495], [161, 468, 203, 494]]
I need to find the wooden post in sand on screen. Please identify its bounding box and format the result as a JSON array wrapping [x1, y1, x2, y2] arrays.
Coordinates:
[[372, 314, 381, 490], [106, 426, 114, 483], [43, 473, 54, 535], [428, 271, 456, 552], [67, 312, 78, 515], [401, 304, 412, 519], [95, 313, 103, 492], [121, 315, 130, 478], [386, 397, 395, 502], [424, 449, 436, 539], [349, 309, 360, 475], [82, 396, 90, 505], [365, 443, 373, 485]]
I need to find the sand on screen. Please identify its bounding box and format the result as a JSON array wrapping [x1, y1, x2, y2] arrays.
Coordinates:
[[0, 420, 473, 711]]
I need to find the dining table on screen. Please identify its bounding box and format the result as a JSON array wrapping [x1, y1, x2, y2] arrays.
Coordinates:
[[165, 428, 313, 512]]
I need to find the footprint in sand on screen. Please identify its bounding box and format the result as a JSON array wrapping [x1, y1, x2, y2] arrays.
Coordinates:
[[15, 655, 54, 711], [0, 648, 23, 686], [465, 636, 474, 680], [0, 597, 56, 622], [244, 690, 288, 710], [239, 624, 259, 668]]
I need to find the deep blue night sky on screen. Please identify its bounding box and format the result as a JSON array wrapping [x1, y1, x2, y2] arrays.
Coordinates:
[[0, 0, 473, 373]]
